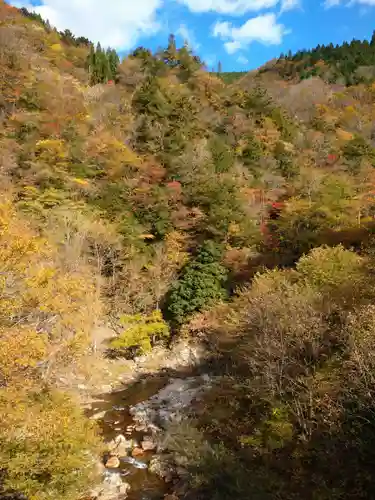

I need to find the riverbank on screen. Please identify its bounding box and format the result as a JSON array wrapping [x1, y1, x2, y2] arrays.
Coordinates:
[[64, 323, 209, 500]]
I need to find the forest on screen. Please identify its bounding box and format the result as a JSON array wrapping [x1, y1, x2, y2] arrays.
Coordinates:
[[2, 0, 375, 499], [265, 31, 375, 85]]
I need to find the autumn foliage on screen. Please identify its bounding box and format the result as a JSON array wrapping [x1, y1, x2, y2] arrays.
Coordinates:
[[2, 1, 375, 499]]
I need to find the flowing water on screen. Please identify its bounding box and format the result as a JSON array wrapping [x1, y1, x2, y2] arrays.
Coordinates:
[[86, 375, 172, 500]]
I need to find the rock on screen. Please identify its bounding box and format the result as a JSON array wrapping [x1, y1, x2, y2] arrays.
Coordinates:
[[91, 410, 107, 420], [104, 471, 122, 487], [91, 470, 129, 500], [129, 375, 211, 429], [134, 424, 147, 432], [134, 341, 206, 373], [141, 435, 157, 451], [77, 384, 86, 390], [131, 447, 144, 457], [107, 434, 133, 457], [119, 482, 131, 496], [105, 456, 120, 469]]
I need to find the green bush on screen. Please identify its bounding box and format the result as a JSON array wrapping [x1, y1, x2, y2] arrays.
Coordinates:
[[110, 310, 170, 355]]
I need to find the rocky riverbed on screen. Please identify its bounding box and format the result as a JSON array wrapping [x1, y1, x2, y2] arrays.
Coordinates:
[[85, 341, 212, 500]]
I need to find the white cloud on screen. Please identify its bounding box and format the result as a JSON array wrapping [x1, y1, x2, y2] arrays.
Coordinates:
[[175, 0, 301, 14], [177, 23, 201, 50], [12, 0, 162, 49], [213, 21, 232, 37], [280, 0, 300, 12], [213, 13, 289, 53], [225, 40, 243, 53], [237, 54, 249, 64], [175, 0, 280, 15], [325, 0, 375, 7]]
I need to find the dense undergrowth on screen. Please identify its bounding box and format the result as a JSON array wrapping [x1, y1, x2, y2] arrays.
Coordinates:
[[2, 0, 375, 498]]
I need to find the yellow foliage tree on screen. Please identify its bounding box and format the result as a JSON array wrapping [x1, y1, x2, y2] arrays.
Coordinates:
[[0, 196, 102, 499]]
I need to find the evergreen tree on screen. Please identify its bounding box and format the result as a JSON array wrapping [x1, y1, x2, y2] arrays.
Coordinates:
[[164, 241, 228, 325], [87, 44, 119, 85], [107, 48, 119, 81], [163, 33, 179, 67]]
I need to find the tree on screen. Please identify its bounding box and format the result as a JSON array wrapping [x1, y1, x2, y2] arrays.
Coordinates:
[[163, 33, 178, 67], [87, 44, 119, 84], [164, 241, 228, 325]]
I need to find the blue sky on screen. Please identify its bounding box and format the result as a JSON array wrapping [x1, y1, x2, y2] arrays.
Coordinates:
[[12, 0, 375, 71]]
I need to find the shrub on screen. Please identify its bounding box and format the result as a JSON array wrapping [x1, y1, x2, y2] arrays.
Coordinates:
[[110, 309, 170, 356], [296, 245, 364, 291]]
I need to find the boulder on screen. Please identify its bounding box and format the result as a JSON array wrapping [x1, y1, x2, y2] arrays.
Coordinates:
[[107, 434, 133, 457], [119, 482, 131, 496], [105, 456, 120, 469], [131, 447, 144, 457], [134, 424, 148, 432], [91, 471, 130, 500]]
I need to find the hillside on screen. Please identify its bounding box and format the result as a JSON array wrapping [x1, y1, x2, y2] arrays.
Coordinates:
[[260, 32, 375, 85], [2, 1, 375, 499]]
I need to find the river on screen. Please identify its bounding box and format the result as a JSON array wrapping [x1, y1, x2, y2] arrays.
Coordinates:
[[87, 374, 172, 500]]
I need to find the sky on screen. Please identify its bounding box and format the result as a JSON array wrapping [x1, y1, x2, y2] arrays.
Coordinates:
[[10, 0, 375, 71]]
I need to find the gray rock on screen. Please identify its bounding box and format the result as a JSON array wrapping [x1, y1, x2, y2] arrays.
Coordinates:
[[91, 471, 130, 500], [107, 434, 133, 457], [129, 375, 211, 429]]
